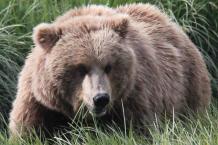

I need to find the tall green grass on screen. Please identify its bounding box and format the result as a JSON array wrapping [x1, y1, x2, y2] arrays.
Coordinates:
[[0, 0, 218, 144], [0, 105, 217, 145], [0, 6, 25, 127]]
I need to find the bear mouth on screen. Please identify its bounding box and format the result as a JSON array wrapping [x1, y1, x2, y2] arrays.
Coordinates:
[[90, 108, 107, 117]]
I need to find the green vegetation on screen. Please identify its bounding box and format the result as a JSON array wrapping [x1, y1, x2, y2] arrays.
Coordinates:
[[0, 106, 218, 145], [0, 0, 217, 144]]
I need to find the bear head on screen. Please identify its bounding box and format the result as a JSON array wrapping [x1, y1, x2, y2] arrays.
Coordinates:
[[32, 14, 136, 118]]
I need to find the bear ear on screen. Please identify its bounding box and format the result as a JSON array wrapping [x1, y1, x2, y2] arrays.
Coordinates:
[[109, 16, 129, 38], [33, 23, 62, 51]]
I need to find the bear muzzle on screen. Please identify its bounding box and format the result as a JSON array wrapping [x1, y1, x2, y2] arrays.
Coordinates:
[[90, 93, 110, 117]]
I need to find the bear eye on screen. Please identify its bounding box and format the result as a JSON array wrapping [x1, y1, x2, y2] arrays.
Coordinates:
[[78, 64, 88, 77], [105, 64, 112, 74]]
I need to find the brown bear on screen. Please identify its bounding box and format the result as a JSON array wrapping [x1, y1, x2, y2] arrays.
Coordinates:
[[9, 4, 211, 137]]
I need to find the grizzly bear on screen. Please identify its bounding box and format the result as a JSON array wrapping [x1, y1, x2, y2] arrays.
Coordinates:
[[9, 4, 211, 137]]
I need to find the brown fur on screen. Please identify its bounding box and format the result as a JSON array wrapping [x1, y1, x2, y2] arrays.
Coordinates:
[[9, 4, 211, 137]]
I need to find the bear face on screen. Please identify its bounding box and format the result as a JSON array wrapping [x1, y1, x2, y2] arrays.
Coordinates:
[[32, 15, 136, 118]]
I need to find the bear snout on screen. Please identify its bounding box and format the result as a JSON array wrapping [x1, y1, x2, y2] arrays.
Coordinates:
[[93, 93, 110, 108], [89, 93, 110, 117]]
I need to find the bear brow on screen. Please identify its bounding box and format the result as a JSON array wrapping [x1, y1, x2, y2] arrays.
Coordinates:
[[60, 16, 111, 34]]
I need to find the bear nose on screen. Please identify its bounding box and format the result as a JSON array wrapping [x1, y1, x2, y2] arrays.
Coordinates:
[[93, 93, 110, 108]]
